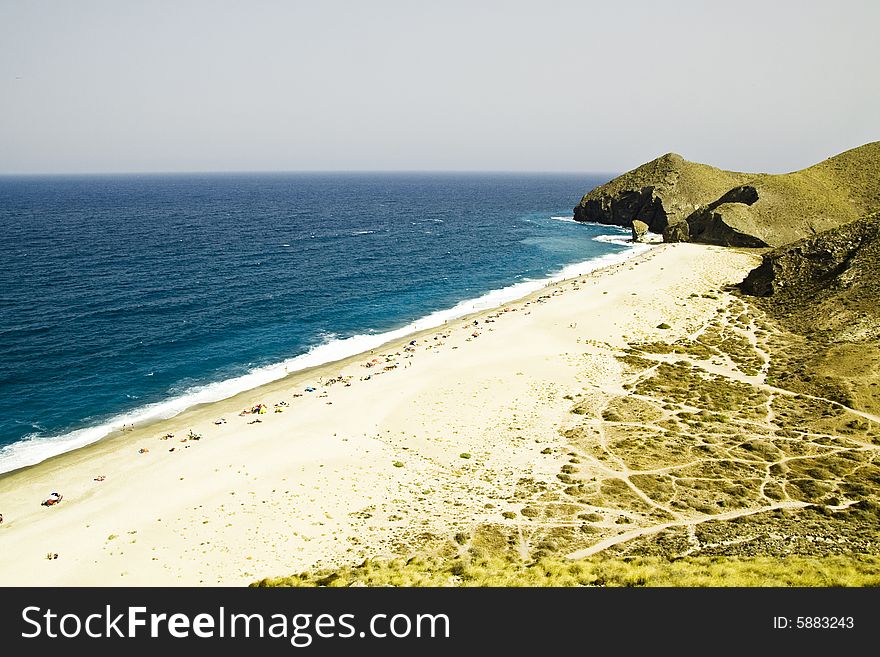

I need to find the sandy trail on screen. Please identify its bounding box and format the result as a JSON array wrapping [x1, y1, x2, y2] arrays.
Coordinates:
[[555, 291, 880, 561], [566, 501, 811, 559]]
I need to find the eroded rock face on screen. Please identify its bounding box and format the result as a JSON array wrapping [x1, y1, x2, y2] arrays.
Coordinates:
[[715, 185, 760, 207], [687, 203, 770, 247], [574, 186, 669, 233], [739, 211, 880, 340], [631, 220, 649, 242], [662, 220, 690, 243], [741, 214, 880, 297], [686, 185, 769, 247]]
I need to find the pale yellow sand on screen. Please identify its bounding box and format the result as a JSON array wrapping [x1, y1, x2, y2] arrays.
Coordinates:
[[0, 243, 760, 586]]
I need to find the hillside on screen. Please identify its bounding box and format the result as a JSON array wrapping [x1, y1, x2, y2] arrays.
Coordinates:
[[740, 211, 880, 338], [574, 142, 880, 247], [739, 211, 880, 416], [572, 153, 750, 234]]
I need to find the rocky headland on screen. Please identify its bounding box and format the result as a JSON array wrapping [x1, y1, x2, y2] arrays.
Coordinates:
[[574, 142, 880, 248]]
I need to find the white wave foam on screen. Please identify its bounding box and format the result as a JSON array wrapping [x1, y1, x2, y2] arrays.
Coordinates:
[[594, 232, 664, 246], [592, 234, 633, 246], [0, 240, 655, 474], [0, 427, 130, 474], [551, 217, 636, 241]]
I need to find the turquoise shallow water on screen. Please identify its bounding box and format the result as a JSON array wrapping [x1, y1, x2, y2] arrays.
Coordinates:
[[0, 172, 636, 472]]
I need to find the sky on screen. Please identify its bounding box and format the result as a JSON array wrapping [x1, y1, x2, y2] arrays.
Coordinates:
[[1, 0, 878, 174]]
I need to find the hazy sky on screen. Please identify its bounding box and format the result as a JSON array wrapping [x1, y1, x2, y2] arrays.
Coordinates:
[[1, 0, 878, 174]]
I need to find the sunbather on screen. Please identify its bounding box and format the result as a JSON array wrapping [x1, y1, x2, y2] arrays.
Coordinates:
[[42, 492, 63, 506]]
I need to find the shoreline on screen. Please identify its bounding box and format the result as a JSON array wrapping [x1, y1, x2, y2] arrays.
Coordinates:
[[0, 231, 651, 476], [0, 242, 761, 586]]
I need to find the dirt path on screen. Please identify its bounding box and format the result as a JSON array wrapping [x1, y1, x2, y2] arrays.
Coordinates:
[[566, 501, 810, 559], [544, 294, 880, 561]]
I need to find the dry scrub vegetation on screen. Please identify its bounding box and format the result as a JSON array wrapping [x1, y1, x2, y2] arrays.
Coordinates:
[[257, 292, 880, 587]]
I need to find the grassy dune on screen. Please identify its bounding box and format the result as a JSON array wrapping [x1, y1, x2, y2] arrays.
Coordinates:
[[254, 553, 880, 587]]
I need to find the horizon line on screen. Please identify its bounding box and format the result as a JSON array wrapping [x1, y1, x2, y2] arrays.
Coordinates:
[[0, 168, 616, 178]]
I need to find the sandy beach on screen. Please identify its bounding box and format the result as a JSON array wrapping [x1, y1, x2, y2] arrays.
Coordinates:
[[0, 243, 761, 586]]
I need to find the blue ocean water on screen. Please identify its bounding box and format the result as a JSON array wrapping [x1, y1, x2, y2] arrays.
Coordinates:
[[0, 172, 637, 473]]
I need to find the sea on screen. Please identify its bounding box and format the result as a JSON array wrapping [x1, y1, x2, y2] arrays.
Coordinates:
[[0, 172, 648, 474]]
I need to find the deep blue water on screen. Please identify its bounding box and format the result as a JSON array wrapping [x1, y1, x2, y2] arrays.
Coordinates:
[[0, 172, 630, 472]]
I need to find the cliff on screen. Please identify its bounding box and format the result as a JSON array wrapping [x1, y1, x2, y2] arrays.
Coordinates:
[[572, 153, 749, 234], [739, 210, 880, 417], [574, 142, 880, 247], [740, 210, 880, 339]]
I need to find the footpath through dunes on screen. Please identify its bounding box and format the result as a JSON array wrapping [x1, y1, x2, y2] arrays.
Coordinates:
[[0, 243, 749, 586], [574, 141, 880, 248], [257, 244, 880, 587]]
